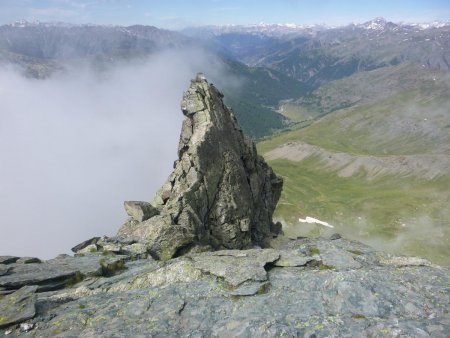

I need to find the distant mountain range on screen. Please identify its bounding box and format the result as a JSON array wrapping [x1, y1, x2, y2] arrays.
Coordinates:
[[184, 18, 449, 36], [191, 18, 450, 87], [0, 23, 188, 64]]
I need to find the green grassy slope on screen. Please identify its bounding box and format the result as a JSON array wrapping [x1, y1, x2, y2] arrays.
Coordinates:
[[262, 67, 450, 155], [275, 90, 450, 156], [258, 66, 450, 265], [280, 62, 447, 122], [266, 157, 450, 265]]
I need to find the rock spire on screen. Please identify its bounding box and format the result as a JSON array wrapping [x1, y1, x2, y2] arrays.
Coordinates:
[[118, 73, 283, 260]]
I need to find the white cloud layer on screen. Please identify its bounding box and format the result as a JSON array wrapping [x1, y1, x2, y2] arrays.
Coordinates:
[[0, 49, 228, 259]]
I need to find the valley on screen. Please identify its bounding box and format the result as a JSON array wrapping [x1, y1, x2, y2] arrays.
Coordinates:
[[252, 40, 450, 265]]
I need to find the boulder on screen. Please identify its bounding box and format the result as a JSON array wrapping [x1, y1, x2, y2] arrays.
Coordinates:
[[71, 237, 100, 253], [118, 74, 283, 260], [0, 256, 19, 265], [76, 244, 98, 254], [16, 257, 41, 264], [124, 201, 159, 222]]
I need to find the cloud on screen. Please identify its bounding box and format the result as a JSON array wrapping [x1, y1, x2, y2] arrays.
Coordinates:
[[0, 48, 232, 259]]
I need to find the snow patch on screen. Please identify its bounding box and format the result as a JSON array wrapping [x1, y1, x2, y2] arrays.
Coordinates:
[[299, 216, 334, 228]]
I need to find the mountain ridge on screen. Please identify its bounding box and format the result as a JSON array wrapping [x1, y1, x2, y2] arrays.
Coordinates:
[[194, 17, 450, 89], [183, 18, 450, 37]]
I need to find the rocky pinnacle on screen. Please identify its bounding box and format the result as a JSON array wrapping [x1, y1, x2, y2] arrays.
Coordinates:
[[118, 73, 283, 260]]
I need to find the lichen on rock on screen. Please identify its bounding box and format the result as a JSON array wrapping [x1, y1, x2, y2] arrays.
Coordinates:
[[0, 286, 37, 329], [118, 73, 283, 260]]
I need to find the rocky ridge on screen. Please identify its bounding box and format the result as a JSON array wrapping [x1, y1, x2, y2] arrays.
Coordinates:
[[0, 75, 449, 337]]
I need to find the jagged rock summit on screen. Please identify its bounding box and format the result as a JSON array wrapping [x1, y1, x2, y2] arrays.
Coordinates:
[[118, 73, 283, 260]]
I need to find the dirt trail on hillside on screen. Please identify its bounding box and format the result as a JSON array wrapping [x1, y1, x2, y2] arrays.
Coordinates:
[[265, 142, 450, 180]]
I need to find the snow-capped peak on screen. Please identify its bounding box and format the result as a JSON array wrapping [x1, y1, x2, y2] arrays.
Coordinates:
[[407, 21, 450, 29], [190, 22, 331, 37], [8, 20, 81, 28], [361, 17, 388, 30], [10, 20, 38, 27]]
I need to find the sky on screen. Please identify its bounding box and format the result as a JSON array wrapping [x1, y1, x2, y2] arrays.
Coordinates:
[[1, 0, 450, 29]]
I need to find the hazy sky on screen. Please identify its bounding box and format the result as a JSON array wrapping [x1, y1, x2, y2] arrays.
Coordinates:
[[1, 0, 450, 28]]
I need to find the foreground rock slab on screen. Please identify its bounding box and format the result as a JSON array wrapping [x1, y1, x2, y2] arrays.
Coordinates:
[[0, 254, 127, 294], [190, 249, 280, 287], [0, 237, 448, 337]]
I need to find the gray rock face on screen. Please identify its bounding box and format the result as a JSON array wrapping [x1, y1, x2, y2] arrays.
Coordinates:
[[0, 286, 37, 329], [16, 257, 41, 264], [0, 237, 448, 337], [118, 74, 283, 260], [0, 264, 10, 277]]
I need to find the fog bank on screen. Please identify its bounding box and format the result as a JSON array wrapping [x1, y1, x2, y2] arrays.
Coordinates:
[[0, 49, 232, 258]]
